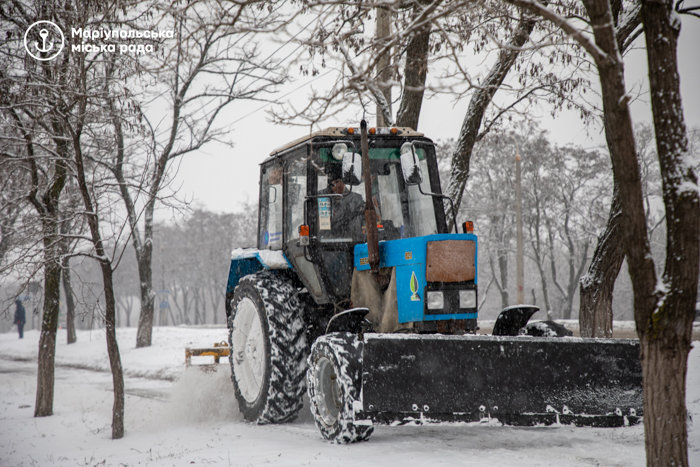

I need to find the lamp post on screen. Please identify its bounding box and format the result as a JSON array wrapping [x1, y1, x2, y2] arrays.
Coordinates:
[[515, 145, 525, 305]]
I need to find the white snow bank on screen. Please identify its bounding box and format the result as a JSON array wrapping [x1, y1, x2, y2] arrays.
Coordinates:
[[0, 326, 229, 381]]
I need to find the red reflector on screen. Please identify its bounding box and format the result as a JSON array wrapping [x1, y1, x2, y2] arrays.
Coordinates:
[[299, 224, 310, 236]]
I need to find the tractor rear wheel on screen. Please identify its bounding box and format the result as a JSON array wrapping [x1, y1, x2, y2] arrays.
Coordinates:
[[228, 271, 307, 424], [307, 333, 374, 443]]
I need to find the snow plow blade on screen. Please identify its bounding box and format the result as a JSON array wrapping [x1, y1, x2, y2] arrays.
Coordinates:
[[360, 334, 642, 427]]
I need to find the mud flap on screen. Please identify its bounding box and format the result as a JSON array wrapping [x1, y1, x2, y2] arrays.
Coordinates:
[[360, 334, 642, 426]]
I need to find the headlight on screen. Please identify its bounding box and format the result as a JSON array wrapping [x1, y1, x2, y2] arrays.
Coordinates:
[[426, 291, 444, 310], [459, 290, 476, 309], [331, 143, 347, 160]]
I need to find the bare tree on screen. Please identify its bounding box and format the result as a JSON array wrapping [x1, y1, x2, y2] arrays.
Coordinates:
[[150, 207, 257, 324], [637, 0, 698, 463], [59, 218, 78, 344], [275, 1, 594, 238], [457, 128, 606, 317], [272, 0, 465, 128], [505, 0, 699, 463], [395, 0, 431, 129], [446, 3, 546, 216], [57, 180, 85, 344], [1, 0, 143, 436], [578, 0, 642, 338], [0, 10, 71, 415], [71, 99, 126, 438], [103, 0, 285, 347]]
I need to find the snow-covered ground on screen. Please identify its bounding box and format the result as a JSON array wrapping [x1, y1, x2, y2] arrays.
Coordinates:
[[0, 326, 698, 466]]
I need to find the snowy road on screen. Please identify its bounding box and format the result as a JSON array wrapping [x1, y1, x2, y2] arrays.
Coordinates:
[[0, 328, 698, 466]]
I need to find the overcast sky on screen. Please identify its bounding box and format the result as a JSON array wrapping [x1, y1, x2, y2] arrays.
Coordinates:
[[161, 16, 700, 221]]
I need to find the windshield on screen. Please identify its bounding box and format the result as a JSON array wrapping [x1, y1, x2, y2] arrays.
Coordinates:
[[314, 144, 438, 243]]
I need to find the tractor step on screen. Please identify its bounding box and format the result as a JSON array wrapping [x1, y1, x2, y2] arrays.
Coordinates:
[[359, 333, 643, 427], [185, 341, 230, 369]]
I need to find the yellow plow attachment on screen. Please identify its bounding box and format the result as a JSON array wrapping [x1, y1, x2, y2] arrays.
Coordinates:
[[185, 341, 230, 369]]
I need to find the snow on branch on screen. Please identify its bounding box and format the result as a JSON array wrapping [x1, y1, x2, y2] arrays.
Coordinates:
[[505, 0, 612, 65]]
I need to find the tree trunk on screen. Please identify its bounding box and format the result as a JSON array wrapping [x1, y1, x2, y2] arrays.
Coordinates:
[[578, 0, 698, 464], [32, 154, 67, 419], [639, 1, 699, 464], [641, 335, 691, 465], [73, 130, 125, 439], [579, 186, 624, 337], [396, 1, 431, 130], [135, 245, 155, 347], [119, 296, 133, 328], [61, 256, 77, 344], [101, 261, 124, 439], [12, 108, 67, 419], [497, 249, 509, 308], [447, 11, 538, 215], [194, 288, 202, 325], [563, 241, 588, 320], [534, 260, 552, 317], [108, 96, 156, 347], [581, 0, 657, 335], [375, 5, 392, 127], [34, 237, 61, 417], [529, 198, 553, 316], [576, 0, 640, 339], [207, 286, 219, 325]]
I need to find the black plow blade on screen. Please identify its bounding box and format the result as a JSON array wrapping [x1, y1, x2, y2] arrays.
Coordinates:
[[361, 334, 642, 427]]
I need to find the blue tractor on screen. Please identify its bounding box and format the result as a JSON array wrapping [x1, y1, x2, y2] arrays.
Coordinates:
[[225, 121, 642, 442]]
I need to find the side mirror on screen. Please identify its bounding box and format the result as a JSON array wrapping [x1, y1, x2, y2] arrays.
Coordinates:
[[400, 142, 423, 185], [342, 151, 362, 185]]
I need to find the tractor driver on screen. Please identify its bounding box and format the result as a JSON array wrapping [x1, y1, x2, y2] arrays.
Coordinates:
[[323, 167, 364, 242], [316, 166, 364, 298]]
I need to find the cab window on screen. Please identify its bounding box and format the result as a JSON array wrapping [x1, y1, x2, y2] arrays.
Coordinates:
[[259, 163, 283, 250]]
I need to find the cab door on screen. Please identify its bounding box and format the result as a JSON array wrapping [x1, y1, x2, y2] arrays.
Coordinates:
[[282, 149, 326, 302]]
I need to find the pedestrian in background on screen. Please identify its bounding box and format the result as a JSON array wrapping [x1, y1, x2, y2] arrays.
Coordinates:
[[14, 298, 25, 339]]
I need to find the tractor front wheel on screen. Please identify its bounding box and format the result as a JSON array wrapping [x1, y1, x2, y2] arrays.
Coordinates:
[[307, 333, 373, 443]]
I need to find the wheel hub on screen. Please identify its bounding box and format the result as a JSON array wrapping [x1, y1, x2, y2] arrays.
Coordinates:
[[232, 297, 266, 404], [315, 356, 342, 426]]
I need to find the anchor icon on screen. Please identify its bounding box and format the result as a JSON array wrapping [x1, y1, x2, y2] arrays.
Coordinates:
[[35, 28, 54, 53], [24, 21, 64, 61]]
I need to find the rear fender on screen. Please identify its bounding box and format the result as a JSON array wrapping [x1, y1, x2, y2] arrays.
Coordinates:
[[225, 248, 292, 316]]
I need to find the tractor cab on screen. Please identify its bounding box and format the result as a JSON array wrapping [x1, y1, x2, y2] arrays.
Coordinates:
[[256, 127, 448, 307]]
